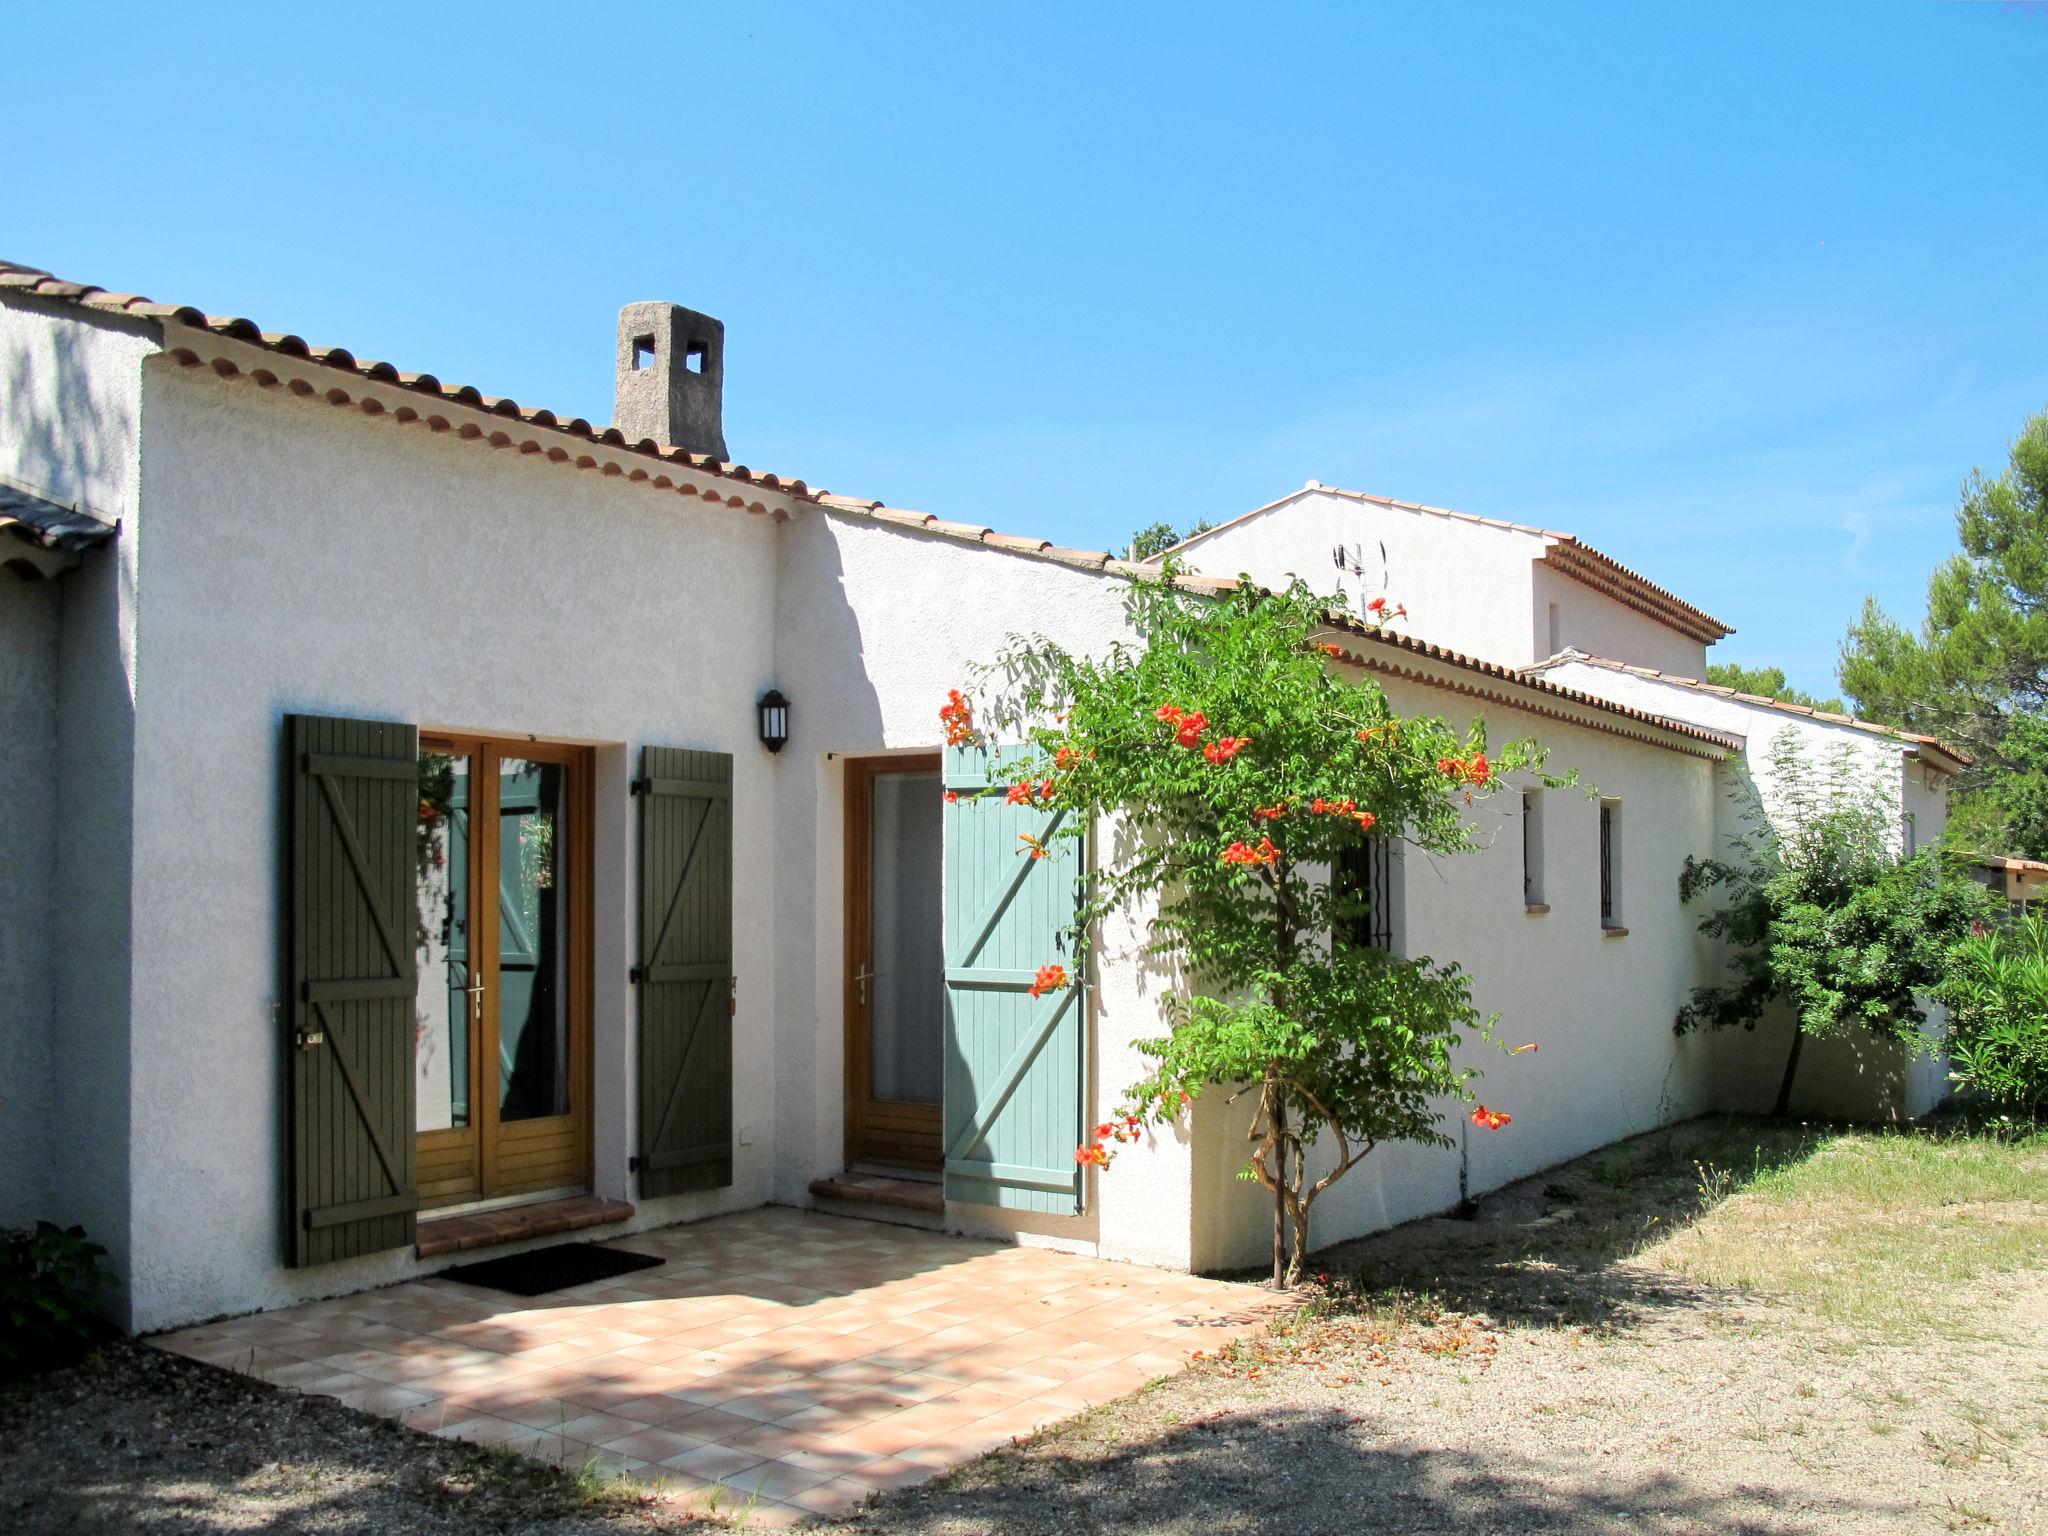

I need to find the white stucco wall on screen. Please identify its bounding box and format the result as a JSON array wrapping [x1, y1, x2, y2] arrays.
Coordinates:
[[0, 295, 153, 1310], [1529, 561, 1709, 678], [1175, 488, 1714, 675], [770, 512, 1203, 1270], [0, 576, 60, 1229], [1541, 658, 1957, 1122], [1176, 489, 1546, 666], [1190, 672, 1724, 1271], [121, 354, 789, 1331]]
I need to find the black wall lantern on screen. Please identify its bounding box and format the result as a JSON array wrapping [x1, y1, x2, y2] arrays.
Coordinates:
[[757, 688, 791, 754]]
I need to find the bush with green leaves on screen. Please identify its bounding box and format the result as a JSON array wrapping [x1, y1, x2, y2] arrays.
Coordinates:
[[1938, 907, 2048, 1112], [1676, 733, 1999, 1115], [971, 575, 1552, 1286], [0, 1221, 110, 1375]]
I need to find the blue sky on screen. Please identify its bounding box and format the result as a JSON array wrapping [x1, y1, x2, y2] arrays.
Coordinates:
[[7, 3, 2045, 697]]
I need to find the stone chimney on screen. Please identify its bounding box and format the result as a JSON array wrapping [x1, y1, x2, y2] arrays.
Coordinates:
[[614, 301, 727, 460]]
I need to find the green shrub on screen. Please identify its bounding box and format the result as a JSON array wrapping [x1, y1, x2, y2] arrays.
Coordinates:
[[1939, 908, 2048, 1111], [0, 1221, 110, 1374], [1676, 734, 2000, 1116]]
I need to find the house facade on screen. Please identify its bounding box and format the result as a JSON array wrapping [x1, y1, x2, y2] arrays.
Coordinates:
[[0, 259, 1954, 1336]]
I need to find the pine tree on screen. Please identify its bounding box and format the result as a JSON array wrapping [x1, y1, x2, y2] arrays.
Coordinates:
[[1840, 407, 2048, 856]]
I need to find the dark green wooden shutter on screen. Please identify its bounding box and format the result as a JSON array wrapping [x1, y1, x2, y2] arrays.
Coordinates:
[[942, 745, 1088, 1213], [635, 746, 734, 1198], [285, 713, 420, 1267]]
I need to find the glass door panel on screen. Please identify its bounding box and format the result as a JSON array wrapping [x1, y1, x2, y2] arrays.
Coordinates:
[[496, 757, 570, 1123], [416, 749, 472, 1133], [869, 769, 944, 1105], [415, 737, 589, 1210], [844, 757, 945, 1172]]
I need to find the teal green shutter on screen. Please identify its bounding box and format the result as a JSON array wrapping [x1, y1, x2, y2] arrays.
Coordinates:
[[285, 713, 421, 1266], [942, 745, 1088, 1213], [635, 746, 734, 1198]]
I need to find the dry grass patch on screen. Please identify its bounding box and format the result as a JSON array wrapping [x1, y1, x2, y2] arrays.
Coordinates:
[[1648, 1114, 2048, 1341]]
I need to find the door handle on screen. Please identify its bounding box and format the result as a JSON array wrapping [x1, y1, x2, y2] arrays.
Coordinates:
[[854, 966, 876, 1008], [463, 980, 486, 1022]]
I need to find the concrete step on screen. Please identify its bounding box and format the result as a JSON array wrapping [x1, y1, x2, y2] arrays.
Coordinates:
[[807, 1171, 946, 1231]]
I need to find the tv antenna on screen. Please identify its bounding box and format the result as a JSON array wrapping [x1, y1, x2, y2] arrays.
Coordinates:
[[1332, 540, 1391, 615]]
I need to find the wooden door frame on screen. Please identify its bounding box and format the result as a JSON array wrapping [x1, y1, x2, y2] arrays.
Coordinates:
[[415, 732, 595, 1209], [842, 754, 944, 1171]]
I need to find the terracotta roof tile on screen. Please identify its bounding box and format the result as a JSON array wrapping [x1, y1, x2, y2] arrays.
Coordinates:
[[0, 259, 824, 503], [1, 476, 119, 581], [983, 532, 1053, 554]]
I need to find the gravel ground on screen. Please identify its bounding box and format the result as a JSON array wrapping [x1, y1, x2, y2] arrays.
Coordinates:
[[4, 1119, 2042, 1535], [0, 1339, 682, 1535]]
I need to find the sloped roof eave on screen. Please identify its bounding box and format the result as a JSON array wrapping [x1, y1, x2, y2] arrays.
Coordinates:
[[1530, 651, 1971, 772], [0, 259, 826, 507], [820, 498, 1739, 759]]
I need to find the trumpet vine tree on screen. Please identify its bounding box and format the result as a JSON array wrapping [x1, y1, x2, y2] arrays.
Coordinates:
[[955, 576, 1549, 1287]]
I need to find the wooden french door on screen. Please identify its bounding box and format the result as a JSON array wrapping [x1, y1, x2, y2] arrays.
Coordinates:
[[844, 755, 946, 1170], [415, 734, 593, 1210]]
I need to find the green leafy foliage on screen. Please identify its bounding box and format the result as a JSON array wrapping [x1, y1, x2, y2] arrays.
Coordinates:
[[0, 1221, 109, 1375], [1127, 519, 1214, 561], [1703, 662, 1844, 716], [1676, 735, 1999, 1114], [1938, 908, 2048, 1112], [973, 575, 1553, 1283], [1840, 406, 2048, 856]]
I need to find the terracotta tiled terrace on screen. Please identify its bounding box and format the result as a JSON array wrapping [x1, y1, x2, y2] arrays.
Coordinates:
[[151, 1208, 1290, 1527]]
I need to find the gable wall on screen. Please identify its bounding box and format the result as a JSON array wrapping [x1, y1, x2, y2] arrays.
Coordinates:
[[1181, 490, 1716, 674], [1177, 491, 1545, 666]]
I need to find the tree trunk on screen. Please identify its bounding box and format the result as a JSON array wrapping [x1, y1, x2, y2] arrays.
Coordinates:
[[1772, 1025, 1805, 1119], [1271, 1087, 1288, 1289]]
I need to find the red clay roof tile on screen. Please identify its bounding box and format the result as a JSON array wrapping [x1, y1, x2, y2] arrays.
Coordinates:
[[0, 259, 823, 502]]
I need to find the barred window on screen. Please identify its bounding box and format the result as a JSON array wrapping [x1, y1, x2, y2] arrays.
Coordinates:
[[1335, 835, 1395, 951]]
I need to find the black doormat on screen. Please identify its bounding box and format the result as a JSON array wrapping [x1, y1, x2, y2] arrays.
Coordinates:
[[440, 1242, 664, 1297]]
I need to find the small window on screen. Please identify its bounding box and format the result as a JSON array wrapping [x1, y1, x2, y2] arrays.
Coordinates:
[[1599, 799, 1624, 931], [1547, 602, 1562, 657], [1903, 812, 1917, 857], [631, 334, 656, 371], [684, 340, 708, 375], [1335, 836, 1395, 952], [1523, 789, 1546, 908]]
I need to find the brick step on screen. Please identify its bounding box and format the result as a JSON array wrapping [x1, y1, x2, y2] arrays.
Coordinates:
[[416, 1195, 634, 1259], [807, 1172, 943, 1214]]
